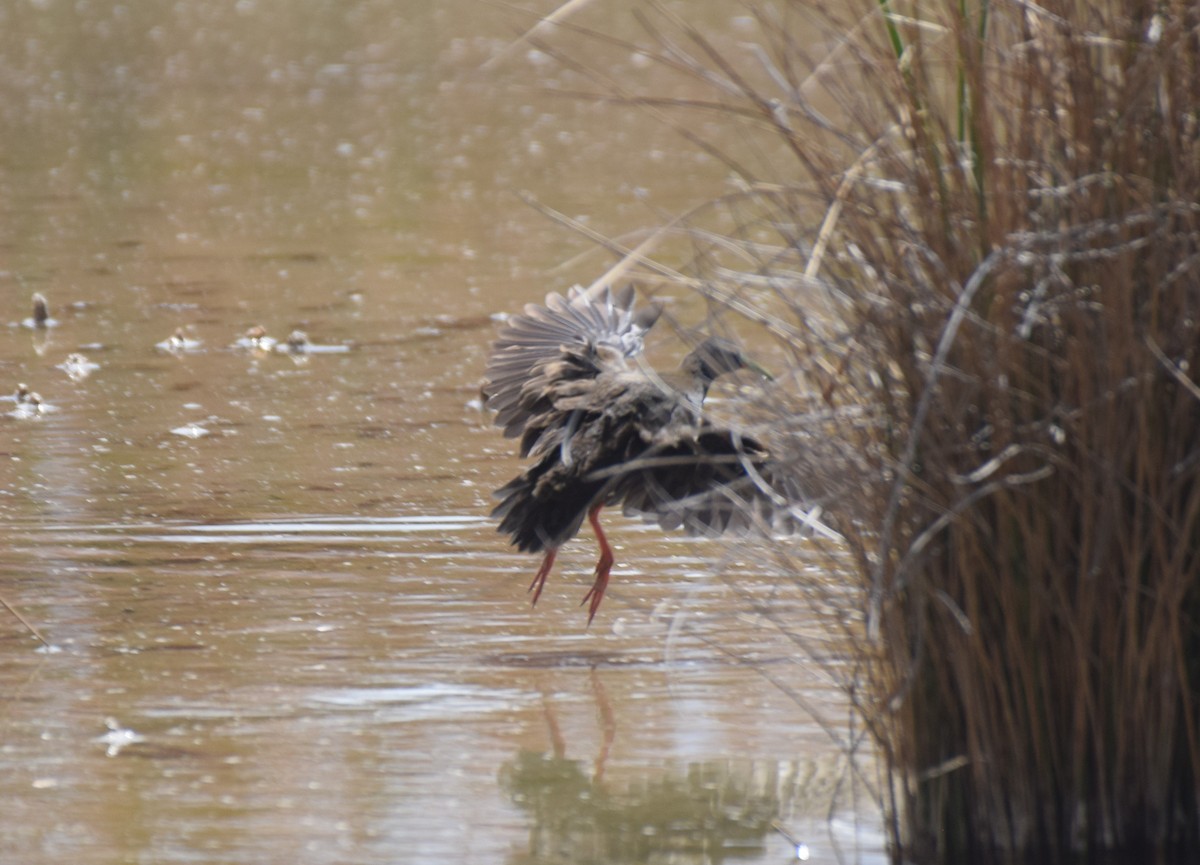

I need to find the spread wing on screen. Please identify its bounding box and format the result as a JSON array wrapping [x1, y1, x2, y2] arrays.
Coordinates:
[[483, 283, 662, 455], [612, 427, 807, 538]]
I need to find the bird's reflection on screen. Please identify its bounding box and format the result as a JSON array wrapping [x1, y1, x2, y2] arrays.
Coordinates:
[[533, 669, 616, 786], [499, 670, 782, 864]]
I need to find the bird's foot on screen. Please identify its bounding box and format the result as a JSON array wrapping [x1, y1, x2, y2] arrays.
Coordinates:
[[580, 550, 614, 625], [528, 549, 556, 607]]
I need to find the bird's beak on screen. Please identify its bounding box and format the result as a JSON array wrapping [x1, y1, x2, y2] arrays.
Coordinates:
[[746, 359, 773, 381]]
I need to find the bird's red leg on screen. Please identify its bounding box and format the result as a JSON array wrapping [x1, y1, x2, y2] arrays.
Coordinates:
[[528, 548, 556, 607], [580, 505, 614, 624]]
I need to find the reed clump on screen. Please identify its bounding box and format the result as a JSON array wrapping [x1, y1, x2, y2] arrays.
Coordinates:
[[539, 1, 1200, 861]]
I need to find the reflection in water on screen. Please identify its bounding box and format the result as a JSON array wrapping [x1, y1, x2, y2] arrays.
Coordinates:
[[501, 670, 873, 864], [501, 753, 777, 864]]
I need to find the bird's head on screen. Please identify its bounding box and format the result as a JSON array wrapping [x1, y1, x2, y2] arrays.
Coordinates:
[[684, 336, 772, 386]]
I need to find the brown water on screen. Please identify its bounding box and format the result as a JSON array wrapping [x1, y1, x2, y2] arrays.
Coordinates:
[[0, 3, 883, 863]]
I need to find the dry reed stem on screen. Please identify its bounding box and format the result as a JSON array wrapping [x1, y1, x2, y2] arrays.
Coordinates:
[[524, 0, 1200, 860]]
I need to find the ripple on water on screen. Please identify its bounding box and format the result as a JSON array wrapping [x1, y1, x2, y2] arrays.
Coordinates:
[[32, 515, 490, 546], [304, 682, 531, 720]]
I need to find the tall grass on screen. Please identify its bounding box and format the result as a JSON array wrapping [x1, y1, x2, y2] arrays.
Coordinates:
[[532, 0, 1200, 860]]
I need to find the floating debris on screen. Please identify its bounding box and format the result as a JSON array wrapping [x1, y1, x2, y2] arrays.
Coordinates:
[[234, 324, 276, 353], [22, 292, 58, 329], [156, 326, 203, 355], [772, 821, 811, 861], [58, 352, 99, 381], [0, 590, 55, 649], [275, 329, 350, 356], [97, 718, 145, 757], [171, 422, 210, 439]]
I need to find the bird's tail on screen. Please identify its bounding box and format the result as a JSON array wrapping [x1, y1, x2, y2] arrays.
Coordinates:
[[491, 458, 599, 553]]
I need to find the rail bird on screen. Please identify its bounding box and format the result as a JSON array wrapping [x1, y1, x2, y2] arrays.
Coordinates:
[[483, 283, 798, 623]]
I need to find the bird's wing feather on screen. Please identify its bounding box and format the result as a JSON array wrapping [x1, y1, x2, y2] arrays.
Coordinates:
[[613, 428, 804, 537], [484, 284, 662, 442]]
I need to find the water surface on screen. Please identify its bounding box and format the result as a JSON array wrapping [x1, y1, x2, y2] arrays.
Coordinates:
[[0, 2, 882, 862]]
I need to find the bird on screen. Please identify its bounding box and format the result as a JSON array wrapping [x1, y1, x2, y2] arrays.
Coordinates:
[[483, 283, 798, 623], [58, 353, 99, 381], [10, 383, 46, 417], [281, 330, 311, 354], [22, 293, 56, 330], [156, 327, 202, 354], [31, 293, 50, 328], [236, 325, 276, 353]]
